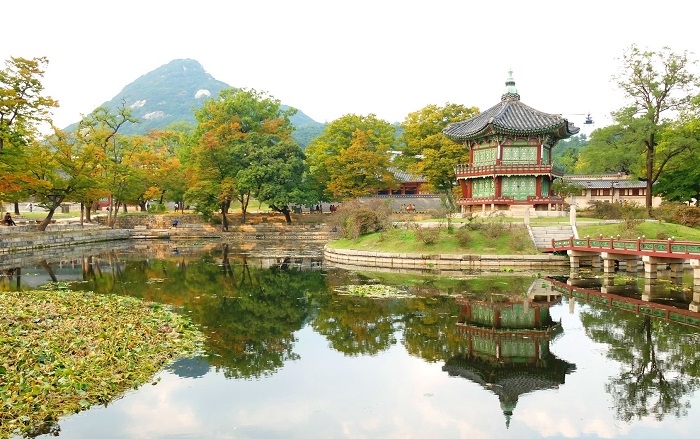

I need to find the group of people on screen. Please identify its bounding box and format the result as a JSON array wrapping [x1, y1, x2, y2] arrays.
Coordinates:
[[3, 212, 16, 226], [399, 203, 416, 213]]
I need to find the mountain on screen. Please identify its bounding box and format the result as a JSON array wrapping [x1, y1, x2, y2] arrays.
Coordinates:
[[68, 59, 325, 147]]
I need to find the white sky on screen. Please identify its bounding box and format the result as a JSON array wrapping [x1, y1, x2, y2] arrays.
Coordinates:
[[3, 0, 697, 133]]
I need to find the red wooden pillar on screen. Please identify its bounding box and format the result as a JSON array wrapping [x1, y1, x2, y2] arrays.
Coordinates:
[[495, 177, 502, 198], [536, 176, 542, 197]]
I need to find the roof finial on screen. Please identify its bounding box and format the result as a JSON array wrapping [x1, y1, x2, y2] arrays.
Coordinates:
[[502, 69, 520, 101]]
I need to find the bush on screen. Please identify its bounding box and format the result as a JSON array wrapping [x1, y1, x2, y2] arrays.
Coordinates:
[[455, 228, 472, 247], [415, 226, 441, 244], [672, 205, 700, 228], [331, 198, 392, 239]]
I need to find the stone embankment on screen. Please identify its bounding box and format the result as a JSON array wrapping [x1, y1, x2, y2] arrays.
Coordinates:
[[0, 218, 340, 254], [128, 223, 340, 242], [0, 226, 129, 254], [323, 246, 569, 275]]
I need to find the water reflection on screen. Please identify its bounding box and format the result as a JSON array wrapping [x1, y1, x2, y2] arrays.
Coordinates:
[[2, 242, 700, 438], [444, 281, 576, 428]]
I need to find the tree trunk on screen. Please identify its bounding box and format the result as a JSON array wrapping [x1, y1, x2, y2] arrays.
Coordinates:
[[221, 209, 229, 231], [646, 144, 654, 217], [37, 208, 57, 232], [282, 208, 292, 225]]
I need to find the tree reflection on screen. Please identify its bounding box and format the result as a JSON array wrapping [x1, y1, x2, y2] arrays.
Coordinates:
[[70, 244, 328, 380], [580, 304, 700, 421], [312, 294, 400, 356]]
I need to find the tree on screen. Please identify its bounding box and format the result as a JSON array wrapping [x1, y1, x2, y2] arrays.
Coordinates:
[[0, 56, 58, 213], [20, 127, 105, 231], [575, 124, 641, 174], [612, 45, 699, 214], [77, 104, 138, 226], [553, 134, 588, 173], [0, 56, 57, 152], [188, 88, 300, 228], [399, 103, 479, 193], [306, 114, 397, 200], [652, 119, 700, 203], [248, 135, 311, 224]]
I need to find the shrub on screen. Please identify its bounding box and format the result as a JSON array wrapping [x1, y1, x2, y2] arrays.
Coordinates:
[[415, 226, 441, 244], [455, 228, 472, 247], [672, 205, 700, 228], [331, 198, 392, 239]]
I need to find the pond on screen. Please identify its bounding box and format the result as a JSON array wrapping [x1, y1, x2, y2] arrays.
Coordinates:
[[2, 241, 700, 439]]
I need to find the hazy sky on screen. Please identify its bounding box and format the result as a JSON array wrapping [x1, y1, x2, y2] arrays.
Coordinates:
[[3, 0, 697, 132]]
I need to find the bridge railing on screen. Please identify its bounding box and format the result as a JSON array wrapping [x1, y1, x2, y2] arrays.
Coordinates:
[[550, 235, 700, 258]]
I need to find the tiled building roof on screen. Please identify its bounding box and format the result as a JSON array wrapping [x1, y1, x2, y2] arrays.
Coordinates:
[[389, 167, 426, 183], [564, 178, 648, 189], [443, 71, 580, 141]]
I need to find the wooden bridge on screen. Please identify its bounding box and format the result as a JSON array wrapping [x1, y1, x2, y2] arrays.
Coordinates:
[[543, 236, 700, 289]]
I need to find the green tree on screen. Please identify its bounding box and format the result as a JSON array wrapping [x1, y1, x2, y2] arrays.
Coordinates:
[[575, 124, 641, 174], [611, 45, 699, 214], [306, 114, 397, 200], [399, 103, 479, 193], [250, 135, 311, 224], [553, 134, 588, 173], [651, 118, 700, 203], [188, 88, 300, 228]]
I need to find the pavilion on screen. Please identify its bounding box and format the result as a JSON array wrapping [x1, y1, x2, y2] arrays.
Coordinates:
[[443, 71, 580, 217]]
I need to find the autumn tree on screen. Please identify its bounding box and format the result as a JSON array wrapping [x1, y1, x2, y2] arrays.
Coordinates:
[[0, 56, 57, 151], [306, 114, 397, 200], [76, 104, 138, 226], [611, 45, 699, 214], [20, 127, 105, 231], [188, 88, 303, 228], [0, 56, 58, 212], [399, 103, 479, 191]]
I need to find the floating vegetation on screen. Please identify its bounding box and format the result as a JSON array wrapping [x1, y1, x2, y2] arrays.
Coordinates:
[[0, 289, 205, 438], [335, 284, 413, 298]]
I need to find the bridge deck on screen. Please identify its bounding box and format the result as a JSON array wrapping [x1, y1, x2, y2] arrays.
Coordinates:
[[544, 236, 700, 260]]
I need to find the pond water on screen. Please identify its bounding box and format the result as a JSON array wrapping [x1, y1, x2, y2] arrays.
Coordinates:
[[3, 241, 700, 439]]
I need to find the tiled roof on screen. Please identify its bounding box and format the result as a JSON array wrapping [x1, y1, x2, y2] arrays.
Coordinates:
[[390, 167, 426, 183], [443, 99, 580, 140], [443, 72, 580, 141], [564, 178, 647, 189]]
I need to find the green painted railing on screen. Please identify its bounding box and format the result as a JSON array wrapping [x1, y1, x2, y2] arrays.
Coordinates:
[[549, 236, 700, 259]]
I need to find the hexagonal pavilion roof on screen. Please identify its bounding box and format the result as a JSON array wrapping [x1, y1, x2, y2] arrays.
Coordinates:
[[443, 70, 580, 141]]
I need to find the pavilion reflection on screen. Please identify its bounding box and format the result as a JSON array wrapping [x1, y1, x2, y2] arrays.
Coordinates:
[[443, 279, 576, 428]]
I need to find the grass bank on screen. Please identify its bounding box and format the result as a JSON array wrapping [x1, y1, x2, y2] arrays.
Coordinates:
[[0, 286, 204, 438], [577, 221, 700, 241], [329, 219, 700, 255], [328, 223, 537, 255]]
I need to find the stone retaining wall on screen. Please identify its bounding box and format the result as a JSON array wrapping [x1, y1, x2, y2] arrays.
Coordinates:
[[324, 246, 569, 275], [0, 229, 129, 254]]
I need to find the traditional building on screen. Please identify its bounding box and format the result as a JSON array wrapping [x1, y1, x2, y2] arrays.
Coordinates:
[[443, 71, 580, 217], [562, 173, 663, 209]]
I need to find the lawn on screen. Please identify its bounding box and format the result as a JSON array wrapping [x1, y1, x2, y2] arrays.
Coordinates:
[[328, 223, 538, 255]]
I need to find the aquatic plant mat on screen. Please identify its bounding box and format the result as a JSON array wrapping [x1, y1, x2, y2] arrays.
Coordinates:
[[0, 287, 204, 438], [335, 284, 414, 298]]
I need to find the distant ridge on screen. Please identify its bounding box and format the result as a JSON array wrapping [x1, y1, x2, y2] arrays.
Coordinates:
[[65, 59, 325, 147]]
